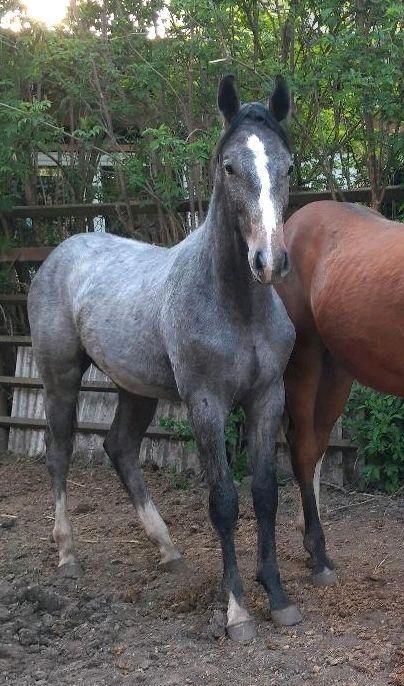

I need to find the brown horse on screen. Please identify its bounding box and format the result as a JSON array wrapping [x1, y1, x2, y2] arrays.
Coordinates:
[[276, 200, 404, 586]]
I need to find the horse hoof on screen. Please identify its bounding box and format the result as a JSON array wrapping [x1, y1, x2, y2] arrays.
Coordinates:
[[312, 567, 337, 587], [271, 604, 302, 627], [56, 561, 83, 579], [226, 618, 257, 642], [159, 557, 187, 574]]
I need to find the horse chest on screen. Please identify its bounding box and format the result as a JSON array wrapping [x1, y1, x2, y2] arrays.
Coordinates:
[[170, 315, 283, 402], [241, 329, 282, 387]]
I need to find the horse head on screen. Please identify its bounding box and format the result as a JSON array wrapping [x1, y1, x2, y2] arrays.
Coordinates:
[[216, 74, 293, 284]]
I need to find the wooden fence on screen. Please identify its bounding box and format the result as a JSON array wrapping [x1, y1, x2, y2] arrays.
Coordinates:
[[0, 289, 196, 457], [2, 184, 404, 221], [0, 300, 353, 485], [2, 188, 385, 482]]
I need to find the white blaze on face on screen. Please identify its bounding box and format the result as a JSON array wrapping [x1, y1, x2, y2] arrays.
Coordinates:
[[247, 134, 277, 255]]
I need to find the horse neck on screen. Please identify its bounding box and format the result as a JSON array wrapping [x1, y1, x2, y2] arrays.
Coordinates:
[[202, 185, 264, 318]]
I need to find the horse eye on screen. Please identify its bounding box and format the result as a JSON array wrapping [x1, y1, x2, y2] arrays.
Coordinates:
[[287, 165, 294, 176], [224, 163, 234, 175]]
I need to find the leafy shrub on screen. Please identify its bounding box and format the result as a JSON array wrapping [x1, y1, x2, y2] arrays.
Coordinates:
[[159, 416, 196, 449], [168, 466, 191, 491], [344, 383, 404, 493], [159, 407, 249, 481], [224, 406, 249, 482]]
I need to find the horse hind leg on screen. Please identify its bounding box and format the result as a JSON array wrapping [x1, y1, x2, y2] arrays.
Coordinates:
[[104, 390, 182, 569], [296, 454, 324, 536], [285, 342, 336, 586], [44, 362, 86, 577], [286, 346, 352, 587]]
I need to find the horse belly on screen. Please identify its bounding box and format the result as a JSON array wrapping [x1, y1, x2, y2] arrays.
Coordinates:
[[80, 320, 180, 401], [329, 329, 404, 397], [314, 267, 404, 397], [107, 372, 180, 401], [92, 356, 180, 402]]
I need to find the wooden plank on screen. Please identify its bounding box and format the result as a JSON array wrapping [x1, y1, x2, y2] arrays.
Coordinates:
[[0, 415, 356, 449], [0, 249, 52, 264], [0, 336, 32, 346], [0, 351, 8, 451], [0, 375, 117, 392], [0, 415, 175, 439], [0, 370, 178, 401], [0, 293, 27, 305], [0, 247, 53, 264], [1, 185, 403, 265], [1, 186, 403, 220], [0, 294, 28, 304], [4, 201, 165, 219], [289, 185, 404, 206]]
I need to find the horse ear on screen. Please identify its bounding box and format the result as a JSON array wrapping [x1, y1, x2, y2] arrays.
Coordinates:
[[269, 76, 291, 122], [218, 74, 240, 126]]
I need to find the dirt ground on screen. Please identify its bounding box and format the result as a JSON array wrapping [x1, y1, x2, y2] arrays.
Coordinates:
[[0, 453, 403, 686]]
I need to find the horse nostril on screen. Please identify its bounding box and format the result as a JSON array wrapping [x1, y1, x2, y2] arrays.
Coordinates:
[[281, 250, 290, 274], [254, 250, 267, 272]]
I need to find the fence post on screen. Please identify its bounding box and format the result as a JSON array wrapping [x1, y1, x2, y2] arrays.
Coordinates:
[[0, 350, 9, 451]]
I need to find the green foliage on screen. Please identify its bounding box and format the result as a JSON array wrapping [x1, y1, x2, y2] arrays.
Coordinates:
[[224, 406, 249, 481], [159, 416, 196, 449], [344, 384, 404, 493], [0, 0, 402, 251], [168, 465, 191, 491], [230, 448, 249, 483], [159, 406, 250, 481], [0, 268, 15, 294], [0, 236, 17, 293]]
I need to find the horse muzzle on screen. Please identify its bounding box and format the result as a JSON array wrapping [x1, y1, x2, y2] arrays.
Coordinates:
[[250, 248, 290, 284]]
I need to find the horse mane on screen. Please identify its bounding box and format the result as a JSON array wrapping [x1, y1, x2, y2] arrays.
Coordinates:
[[216, 102, 291, 161]]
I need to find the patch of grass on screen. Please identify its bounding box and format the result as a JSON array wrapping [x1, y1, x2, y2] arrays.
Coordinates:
[[159, 408, 250, 481], [168, 465, 191, 491]]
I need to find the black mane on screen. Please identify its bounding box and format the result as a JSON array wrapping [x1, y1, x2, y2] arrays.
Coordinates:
[[216, 102, 291, 160]]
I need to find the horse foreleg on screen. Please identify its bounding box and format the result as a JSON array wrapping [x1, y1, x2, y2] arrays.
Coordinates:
[[104, 391, 182, 569], [245, 381, 302, 627], [188, 393, 256, 642]]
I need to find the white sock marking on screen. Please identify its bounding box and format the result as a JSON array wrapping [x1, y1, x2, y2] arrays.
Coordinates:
[[54, 492, 76, 567], [227, 592, 252, 627], [137, 500, 181, 564]]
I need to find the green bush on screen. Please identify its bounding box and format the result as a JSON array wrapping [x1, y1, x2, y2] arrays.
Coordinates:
[[159, 407, 249, 481], [168, 466, 191, 491], [344, 383, 404, 493]]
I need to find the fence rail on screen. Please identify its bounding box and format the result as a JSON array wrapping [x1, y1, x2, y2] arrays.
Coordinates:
[[0, 336, 32, 346], [2, 184, 404, 220], [1, 185, 376, 463], [0, 415, 174, 438], [0, 291, 356, 456], [0, 375, 116, 392], [0, 291, 178, 445]]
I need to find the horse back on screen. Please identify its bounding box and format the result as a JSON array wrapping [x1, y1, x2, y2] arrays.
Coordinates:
[[280, 201, 404, 309], [280, 201, 404, 394]]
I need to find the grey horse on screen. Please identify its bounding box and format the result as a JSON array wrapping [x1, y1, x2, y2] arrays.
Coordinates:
[[28, 75, 299, 641]]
